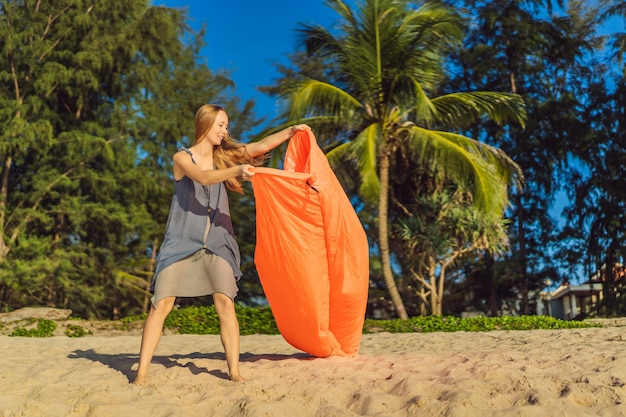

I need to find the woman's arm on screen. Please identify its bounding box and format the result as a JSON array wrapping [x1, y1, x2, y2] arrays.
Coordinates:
[[245, 124, 311, 158], [173, 151, 254, 185]]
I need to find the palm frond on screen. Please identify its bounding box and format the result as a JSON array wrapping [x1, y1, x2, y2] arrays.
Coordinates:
[[407, 125, 513, 214], [324, 0, 358, 25], [434, 130, 524, 191], [353, 123, 382, 202], [325, 138, 355, 166], [252, 115, 344, 140], [430, 92, 527, 129], [325, 122, 381, 202], [407, 1, 466, 48], [399, 78, 438, 127], [600, 2, 626, 21], [288, 78, 364, 123], [297, 23, 344, 58]]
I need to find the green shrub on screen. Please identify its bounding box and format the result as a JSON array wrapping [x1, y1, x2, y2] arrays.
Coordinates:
[[10, 319, 57, 337], [65, 324, 92, 337], [362, 315, 602, 334], [160, 305, 281, 335], [236, 306, 280, 335], [121, 313, 147, 329], [120, 307, 602, 335], [164, 305, 221, 334]]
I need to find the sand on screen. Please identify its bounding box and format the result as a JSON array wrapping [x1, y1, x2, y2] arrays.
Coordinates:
[[1, 320, 626, 417]]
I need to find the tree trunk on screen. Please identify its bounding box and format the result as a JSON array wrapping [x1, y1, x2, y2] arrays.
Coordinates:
[[0, 154, 11, 261], [378, 151, 408, 319], [603, 241, 617, 316], [506, 37, 529, 315], [485, 253, 499, 317], [489, 281, 499, 317], [419, 283, 427, 316], [437, 264, 446, 315], [518, 197, 529, 314], [429, 263, 439, 315], [143, 238, 159, 313]]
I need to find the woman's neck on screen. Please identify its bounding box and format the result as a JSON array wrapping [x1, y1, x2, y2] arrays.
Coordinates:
[[190, 141, 215, 170]]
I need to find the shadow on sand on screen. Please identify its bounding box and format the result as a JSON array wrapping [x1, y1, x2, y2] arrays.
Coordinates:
[[68, 349, 312, 383]]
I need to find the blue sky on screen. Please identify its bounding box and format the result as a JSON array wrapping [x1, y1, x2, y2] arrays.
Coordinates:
[[155, 0, 349, 126], [155, 0, 623, 130]]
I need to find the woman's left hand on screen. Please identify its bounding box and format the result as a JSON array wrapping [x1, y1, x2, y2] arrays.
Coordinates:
[[287, 124, 312, 137]]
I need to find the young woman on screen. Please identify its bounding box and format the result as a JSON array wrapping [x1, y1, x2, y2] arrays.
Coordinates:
[[132, 104, 310, 385]]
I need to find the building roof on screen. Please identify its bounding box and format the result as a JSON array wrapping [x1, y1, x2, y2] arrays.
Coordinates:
[[541, 283, 602, 300]]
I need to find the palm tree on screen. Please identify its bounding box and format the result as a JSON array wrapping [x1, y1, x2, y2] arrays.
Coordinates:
[[280, 0, 526, 319]]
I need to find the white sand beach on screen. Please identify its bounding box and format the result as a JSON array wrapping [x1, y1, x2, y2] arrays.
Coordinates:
[[1, 316, 626, 417]]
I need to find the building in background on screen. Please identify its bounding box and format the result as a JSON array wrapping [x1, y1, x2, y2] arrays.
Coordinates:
[[537, 265, 625, 320]]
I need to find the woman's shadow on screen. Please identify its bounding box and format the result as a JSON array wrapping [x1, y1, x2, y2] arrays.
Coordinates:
[[68, 349, 311, 383]]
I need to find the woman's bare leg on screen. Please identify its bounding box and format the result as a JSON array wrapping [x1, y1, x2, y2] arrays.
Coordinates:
[[213, 292, 245, 381], [132, 296, 176, 386]]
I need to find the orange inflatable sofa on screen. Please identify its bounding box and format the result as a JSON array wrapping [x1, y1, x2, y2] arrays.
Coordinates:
[[251, 130, 369, 357]]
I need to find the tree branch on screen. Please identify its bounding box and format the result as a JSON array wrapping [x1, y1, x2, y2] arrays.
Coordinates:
[[6, 136, 126, 250]]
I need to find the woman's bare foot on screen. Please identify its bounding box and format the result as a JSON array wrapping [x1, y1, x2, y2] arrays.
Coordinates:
[[131, 374, 147, 386], [230, 374, 247, 382]]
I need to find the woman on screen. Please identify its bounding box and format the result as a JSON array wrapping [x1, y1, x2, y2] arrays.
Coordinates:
[[132, 104, 310, 385]]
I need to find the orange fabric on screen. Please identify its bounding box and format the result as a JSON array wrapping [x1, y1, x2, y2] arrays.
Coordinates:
[[251, 130, 369, 357]]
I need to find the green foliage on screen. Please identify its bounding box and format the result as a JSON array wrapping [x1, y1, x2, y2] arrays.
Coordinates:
[[362, 315, 601, 334], [271, 0, 527, 320], [65, 324, 92, 338], [236, 306, 280, 335], [159, 305, 280, 335], [121, 306, 598, 335], [0, 0, 619, 322], [0, 0, 264, 318], [286, 0, 526, 212], [163, 305, 221, 334], [447, 0, 607, 316], [10, 319, 57, 337], [121, 313, 147, 330]]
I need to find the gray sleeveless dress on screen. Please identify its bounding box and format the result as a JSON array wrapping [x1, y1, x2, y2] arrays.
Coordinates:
[[149, 148, 241, 308]]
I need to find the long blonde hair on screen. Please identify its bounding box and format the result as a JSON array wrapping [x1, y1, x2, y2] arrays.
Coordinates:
[[194, 104, 265, 193]]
